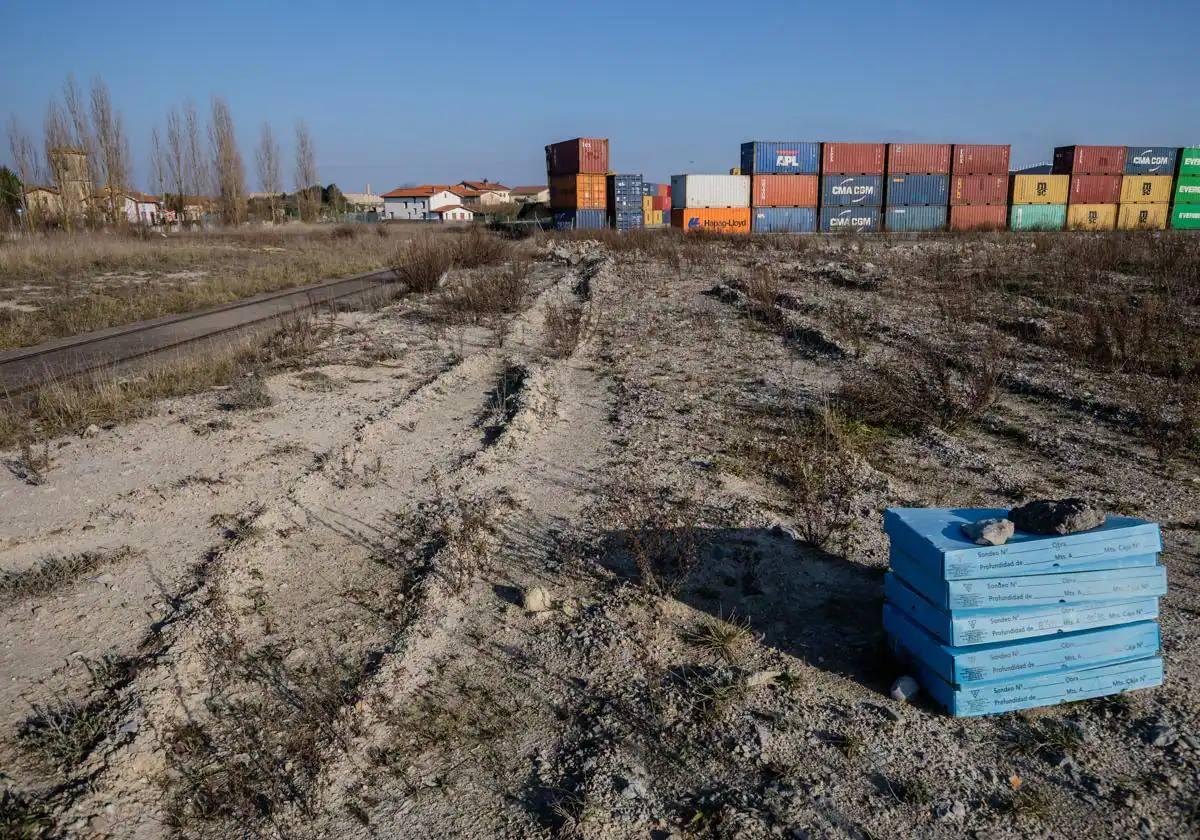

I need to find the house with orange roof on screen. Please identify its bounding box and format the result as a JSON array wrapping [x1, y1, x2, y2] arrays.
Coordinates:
[[380, 185, 465, 220], [509, 185, 549, 204], [455, 180, 511, 206], [429, 204, 474, 222]]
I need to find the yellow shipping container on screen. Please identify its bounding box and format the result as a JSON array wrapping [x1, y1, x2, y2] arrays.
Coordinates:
[[1010, 174, 1069, 205], [1066, 204, 1117, 231], [1119, 175, 1173, 204], [1117, 203, 1169, 230], [644, 209, 663, 225], [642, 195, 653, 213]]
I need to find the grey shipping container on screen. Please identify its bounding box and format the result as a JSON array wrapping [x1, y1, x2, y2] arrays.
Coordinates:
[[820, 206, 881, 233], [740, 141, 821, 175], [553, 209, 607, 231], [610, 210, 644, 232], [821, 175, 884, 207], [885, 175, 949, 206], [885, 205, 947, 232], [607, 174, 644, 212], [1124, 146, 1178, 175], [751, 207, 817, 233]]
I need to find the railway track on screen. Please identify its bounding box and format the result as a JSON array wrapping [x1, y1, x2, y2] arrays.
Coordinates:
[[0, 268, 399, 395]]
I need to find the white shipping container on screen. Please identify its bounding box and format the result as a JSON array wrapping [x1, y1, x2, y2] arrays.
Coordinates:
[[670, 174, 750, 209]]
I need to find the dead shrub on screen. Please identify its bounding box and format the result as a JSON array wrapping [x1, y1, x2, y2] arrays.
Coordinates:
[[449, 227, 512, 268], [1, 546, 138, 603], [608, 473, 703, 597], [543, 298, 589, 358], [392, 235, 453, 292], [330, 224, 360, 240], [743, 268, 782, 323], [439, 255, 531, 321]]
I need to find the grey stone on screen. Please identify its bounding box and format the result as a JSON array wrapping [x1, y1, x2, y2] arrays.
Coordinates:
[[83, 424, 101, 438], [522, 586, 552, 613], [1010, 498, 1106, 535], [747, 670, 781, 688], [1147, 722, 1178, 748], [933, 800, 967, 821], [890, 675, 920, 702], [960, 517, 1015, 546]]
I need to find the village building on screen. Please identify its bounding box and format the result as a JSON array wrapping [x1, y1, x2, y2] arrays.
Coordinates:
[[509, 185, 549, 204], [380, 185, 463, 220]]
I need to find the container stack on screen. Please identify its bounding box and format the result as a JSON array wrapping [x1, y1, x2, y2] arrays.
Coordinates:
[[1171, 147, 1200, 230], [546, 137, 609, 231], [641, 182, 671, 227], [882, 507, 1166, 717], [742, 141, 820, 233], [669, 174, 751, 235], [819, 143, 884, 233], [1116, 146, 1175, 230], [884, 144, 950, 232], [949, 144, 1010, 230], [607, 173, 644, 232], [1053, 145, 1123, 231], [1008, 170, 1069, 231]]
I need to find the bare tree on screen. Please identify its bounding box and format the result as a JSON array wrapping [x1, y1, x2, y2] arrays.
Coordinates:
[[43, 101, 82, 227], [90, 76, 132, 224], [150, 126, 167, 199], [6, 115, 41, 229], [183, 100, 207, 199], [293, 119, 319, 222], [255, 122, 281, 222], [208, 97, 246, 225], [62, 74, 98, 181]]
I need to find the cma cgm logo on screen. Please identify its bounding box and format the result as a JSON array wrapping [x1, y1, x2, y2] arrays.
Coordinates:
[[776, 151, 799, 167]]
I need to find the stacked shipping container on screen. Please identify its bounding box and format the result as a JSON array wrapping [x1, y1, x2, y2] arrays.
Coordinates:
[[1118, 148, 1174, 230], [820, 143, 884, 232], [884, 144, 950, 232], [742, 141, 820, 233], [641, 182, 671, 227], [670, 174, 751, 234], [1053, 145, 1123, 231], [607, 173, 644, 232], [1008, 172, 1069, 231], [546, 137, 609, 230], [1174, 147, 1200, 230], [949, 145, 1010, 230]]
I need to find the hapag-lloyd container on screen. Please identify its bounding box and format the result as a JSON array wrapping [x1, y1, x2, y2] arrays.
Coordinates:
[[752, 207, 817, 233], [1172, 175, 1200, 204], [670, 207, 751, 235], [1119, 176, 1173, 204], [553, 209, 607, 231], [885, 175, 948, 206], [545, 137, 609, 176], [1066, 204, 1118, 231], [951, 144, 1011, 175], [1124, 147, 1178, 175], [1068, 175, 1122, 205], [949, 205, 1006, 231], [751, 175, 818, 207], [820, 206, 881, 233], [1180, 148, 1200, 177], [822, 143, 886, 175], [821, 175, 884, 206], [1117, 204, 1169, 231], [950, 175, 1008, 205], [670, 175, 750, 209], [549, 174, 607, 210], [1010, 204, 1067, 231], [1172, 205, 1200, 229], [885, 205, 947, 232], [1053, 145, 1126, 175], [886, 144, 951, 175], [740, 141, 821, 175], [1009, 174, 1070, 205]]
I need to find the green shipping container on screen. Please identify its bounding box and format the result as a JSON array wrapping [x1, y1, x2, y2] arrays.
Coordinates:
[[1173, 174, 1200, 205], [1010, 203, 1067, 231], [1171, 205, 1200, 230], [1178, 147, 1200, 177]]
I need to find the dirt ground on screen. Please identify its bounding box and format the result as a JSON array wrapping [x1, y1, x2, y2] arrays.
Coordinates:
[[1, 231, 1197, 839]]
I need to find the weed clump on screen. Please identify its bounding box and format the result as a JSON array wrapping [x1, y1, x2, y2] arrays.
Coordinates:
[[393, 235, 454, 293]]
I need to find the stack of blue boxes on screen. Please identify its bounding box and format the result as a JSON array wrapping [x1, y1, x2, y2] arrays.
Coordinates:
[[883, 507, 1166, 717], [607, 173, 644, 232]]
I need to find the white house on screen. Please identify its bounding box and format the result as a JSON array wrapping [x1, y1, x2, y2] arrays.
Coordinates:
[[510, 185, 549, 204], [381, 185, 464, 220], [430, 205, 474, 223], [124, 192, 161, 225], [456, 181, 511, 204]]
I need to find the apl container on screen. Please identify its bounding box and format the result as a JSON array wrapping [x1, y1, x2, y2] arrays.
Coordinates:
[[670, 175, 750, 209], [1173, 175, 1200, 204], [740, 141, 821, 175], [1053, 145, 1126, 175], [1009, 174, 1070, 205], [545, 138, 609, 176], [751, 207, 818, 233], [670, 207, 751, 235], [1066, 204, 1118, 231], [950, 175, 1008, 205], [1180, 148, 1200, 177], [1117, 204, 1169, 231], [1068, 175, 1122, 205], [610, 210, 644, 232], [1119, 176, 1173, 204], [553, 209, 607, 231], [887, 144, 951, 175], [607, 174, 644, 212], [1010, 204, 1067, 231], [1124, 147, 1178, 175], [949, 205, 1006, 231], [821, 175, 884, 206], [885, 175, 948, 206], [951, 144, 1011, 174], [751, 175, 819, 207], [885, 205, 947, 232], [822, 143, 886, 175], [1172, 205, 1200, 229], [549, 174, 607, 210], [820, 206, 881, 233]]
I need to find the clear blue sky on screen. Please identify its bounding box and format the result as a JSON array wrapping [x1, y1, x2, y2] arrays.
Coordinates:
[[5, 0, 1197, 191]]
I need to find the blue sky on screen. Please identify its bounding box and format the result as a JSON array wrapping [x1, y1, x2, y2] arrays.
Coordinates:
[[4, 0, 1197, 191]]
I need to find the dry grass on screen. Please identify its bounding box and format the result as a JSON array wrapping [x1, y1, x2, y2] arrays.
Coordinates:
[[392, 234, 455, 292], [0, 546, 138, 603], [438, 256, 532, 321], [543, 298, 590, 359]]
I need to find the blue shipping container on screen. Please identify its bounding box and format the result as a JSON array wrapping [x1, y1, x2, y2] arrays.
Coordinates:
[[741, 141, 821, 175], [886, 205, 947, 232], [751, 207, 817, 233], [820, 206, 881, 233], [821, 175, 884, 207], [641, 182, 659, 196], [608, 174, 644, 212], [1124, 146, 1178, 175], [885, 175, 949, 206], [610, 210, 643, 232], [553, 209, 607, 231]]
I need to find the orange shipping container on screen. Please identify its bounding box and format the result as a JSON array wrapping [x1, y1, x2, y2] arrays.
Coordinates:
[[549, 174, 606, 210], [949, 205, 1007, 231], [751, 175, 818, 207], [670, 207, 751, 235]]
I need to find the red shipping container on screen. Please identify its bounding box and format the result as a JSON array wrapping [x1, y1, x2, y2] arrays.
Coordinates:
[[950, 174, 1008, 205], [949, 205, 1007, 231], [651, 195, 669, 211], [1068, 174, 1122, 204], [1052, 145, 1126, 175], [886, 143, 951, 174], [952, 144, 1011, 175], [545, 137, 609, 176], [822, 143, 885, 175], [751, 174, 819, 207]]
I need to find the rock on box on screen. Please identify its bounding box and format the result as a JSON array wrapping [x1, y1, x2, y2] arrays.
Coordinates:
[[883, 604, 1160, 686], [883, 507, 1161, 580], [888, 548, 1164, 610], [884, 573, 1159, 647]]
